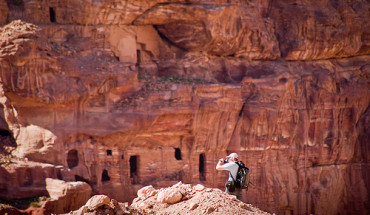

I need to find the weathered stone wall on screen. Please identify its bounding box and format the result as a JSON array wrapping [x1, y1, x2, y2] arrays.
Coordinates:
[[0, 0, 369, 214]]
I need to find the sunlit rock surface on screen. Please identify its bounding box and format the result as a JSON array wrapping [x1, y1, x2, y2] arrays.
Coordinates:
[[0, 1, 369, 214]]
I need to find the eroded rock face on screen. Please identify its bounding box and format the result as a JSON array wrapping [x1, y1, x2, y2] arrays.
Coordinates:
[[0, 1, 369, 215], [269, 0, 370, 60], [0, 0, 8, 25], [134, 3, 280, 59], [0, 161, 65, 199], [44, 178, 92, 214]]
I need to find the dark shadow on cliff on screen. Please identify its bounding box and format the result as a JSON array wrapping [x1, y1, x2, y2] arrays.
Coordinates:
[[0, 104, 16, 161]]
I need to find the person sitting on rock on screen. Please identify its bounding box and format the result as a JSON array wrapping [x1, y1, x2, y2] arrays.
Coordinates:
[[216, 153, 242, 200]]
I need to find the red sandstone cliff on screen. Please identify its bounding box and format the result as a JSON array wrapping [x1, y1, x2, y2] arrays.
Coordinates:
[[0, 0, 369, 214]]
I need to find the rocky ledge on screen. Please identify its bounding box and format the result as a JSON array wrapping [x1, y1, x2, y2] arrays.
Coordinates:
[[67, 182, 269, 215]]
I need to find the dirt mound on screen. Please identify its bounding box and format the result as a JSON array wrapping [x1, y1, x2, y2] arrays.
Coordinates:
[[68, 182, 270, 215], [130, 182, 270, 215]]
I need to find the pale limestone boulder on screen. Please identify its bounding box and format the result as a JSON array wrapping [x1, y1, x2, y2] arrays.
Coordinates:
[[13, 124, 57, 162], [85, 195, 111, 210], [46, 178, 66, 199], [137, 185, 157, 200], [157, 188, 182, 204], [44, 178, 92, 214], [46, 178, 92, 200], [193, 184, 205, 191]]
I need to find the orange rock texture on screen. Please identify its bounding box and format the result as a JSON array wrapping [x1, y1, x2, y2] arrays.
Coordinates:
[[0, 0, 369, 214]]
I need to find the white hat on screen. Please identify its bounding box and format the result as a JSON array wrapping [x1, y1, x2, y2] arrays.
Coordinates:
[[226, 153, 238, 159]]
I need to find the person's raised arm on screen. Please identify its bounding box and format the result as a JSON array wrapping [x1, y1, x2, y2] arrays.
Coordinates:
[[216, 158, 225, 170]]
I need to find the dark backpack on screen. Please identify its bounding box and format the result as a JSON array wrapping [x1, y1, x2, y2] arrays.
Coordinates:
[[232, 161, 250, 190]]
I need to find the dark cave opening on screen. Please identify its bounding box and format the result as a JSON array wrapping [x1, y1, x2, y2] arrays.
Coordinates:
[[0, 130, 11, 136], [102, 169, 110, 182], [199, 153, 206, 181], [106, 149, 112, 156], [67, 149, 79, 169], [175, 148, 182, 160], [130, 155, 139, 184], [75, 175, 90, 184], [49, 7, 56, 22]]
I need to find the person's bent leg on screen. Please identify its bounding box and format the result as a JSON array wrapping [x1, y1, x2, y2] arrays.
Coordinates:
[[229, 188, 242, 200], [236, 188, 242, 200]]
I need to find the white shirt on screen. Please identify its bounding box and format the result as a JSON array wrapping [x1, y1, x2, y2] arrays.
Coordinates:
[[222, 162, 239, 181]]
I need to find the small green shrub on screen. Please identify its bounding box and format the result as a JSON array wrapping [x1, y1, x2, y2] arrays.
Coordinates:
[[13, 0, 22, 6], [29, 202, 40, 208], [7, 157, 12, 163]]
